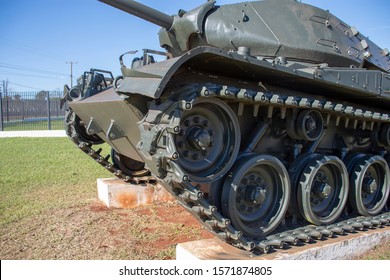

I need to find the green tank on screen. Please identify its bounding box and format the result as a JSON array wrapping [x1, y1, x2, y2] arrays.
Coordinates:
[[63, 0, 390, 252]]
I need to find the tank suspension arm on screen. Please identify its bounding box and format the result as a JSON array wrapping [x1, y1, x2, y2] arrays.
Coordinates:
[[98, 0, 174, 30], [244, 122, 269, 153], [304, 128, 327, 154]]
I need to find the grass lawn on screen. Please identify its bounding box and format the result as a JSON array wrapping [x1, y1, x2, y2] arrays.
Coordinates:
[[0, 137, 210, 259], [0, 138, 112, 226]]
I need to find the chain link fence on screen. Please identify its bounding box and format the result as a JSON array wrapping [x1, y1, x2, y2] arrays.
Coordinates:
[[0, 91, 66, 131]]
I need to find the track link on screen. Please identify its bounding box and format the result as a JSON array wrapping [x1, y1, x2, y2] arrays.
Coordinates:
[[65, 109, 156, 185]]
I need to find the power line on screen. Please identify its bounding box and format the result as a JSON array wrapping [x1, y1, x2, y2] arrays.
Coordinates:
[[0, 62, 68, 76], [0, 37, 66, 62], [6, 81, 45, 91], [0, 70, 68, 80]]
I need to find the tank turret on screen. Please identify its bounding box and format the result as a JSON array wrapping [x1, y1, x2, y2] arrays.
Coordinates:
[[100, 0, 390, 71]]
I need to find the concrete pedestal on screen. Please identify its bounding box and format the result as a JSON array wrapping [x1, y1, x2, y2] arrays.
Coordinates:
[[97, 178, 174, 209], [176, 227, 390, 260]]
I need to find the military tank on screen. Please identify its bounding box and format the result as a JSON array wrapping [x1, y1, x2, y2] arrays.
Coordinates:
[[63, 0, 390, 253]]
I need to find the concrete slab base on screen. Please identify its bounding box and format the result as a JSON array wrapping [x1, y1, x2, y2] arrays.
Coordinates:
[[97, 178, 174, 209], [176, 227, 390, 260]]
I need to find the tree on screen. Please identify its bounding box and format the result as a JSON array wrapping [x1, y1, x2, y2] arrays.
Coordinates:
[[1, 80, 9, 95], [35, 90, 48, 100]]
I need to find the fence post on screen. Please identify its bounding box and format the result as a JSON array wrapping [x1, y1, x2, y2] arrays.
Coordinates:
[[47, 91, 52, 130], [0, 91, 3, 131]]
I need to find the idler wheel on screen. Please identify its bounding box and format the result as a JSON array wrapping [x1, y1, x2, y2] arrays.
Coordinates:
[[221, 155, 290, 238], [65, 109, 103, 145], [297, 154, 349, 225], [346, 154, 390, 216], [111, 149, 149, 177], [174, 98, 240, 182]]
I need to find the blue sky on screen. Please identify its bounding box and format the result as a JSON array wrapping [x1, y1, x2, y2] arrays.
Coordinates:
[[0, 0, 389, 92]]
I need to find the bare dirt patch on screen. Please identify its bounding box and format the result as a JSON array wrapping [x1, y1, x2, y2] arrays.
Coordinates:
[[354, 240, 390, 260], [2, 197, 389, 260], [0, 200, 213, 260]]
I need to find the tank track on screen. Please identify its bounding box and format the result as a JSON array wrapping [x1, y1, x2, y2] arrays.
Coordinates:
[[65, 109, 156, 185], [66, 82, 390, 254]]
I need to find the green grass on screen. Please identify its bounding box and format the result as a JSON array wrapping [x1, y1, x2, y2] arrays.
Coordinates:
[[3, 119, 65, 131], [0, 137, 208, 260], [0, 137, 112, 226]]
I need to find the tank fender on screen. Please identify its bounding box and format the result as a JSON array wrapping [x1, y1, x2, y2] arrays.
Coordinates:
[[116, 46, 390, 110]]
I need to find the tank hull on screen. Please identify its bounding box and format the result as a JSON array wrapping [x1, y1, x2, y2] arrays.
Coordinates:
[[70, 46, 390, 172]]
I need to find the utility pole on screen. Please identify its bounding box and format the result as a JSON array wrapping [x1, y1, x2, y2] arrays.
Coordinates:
[[66, 61, 78, 87]]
